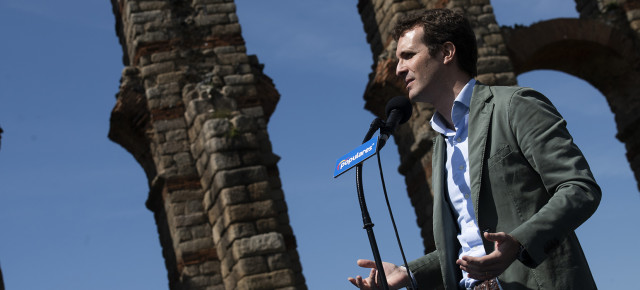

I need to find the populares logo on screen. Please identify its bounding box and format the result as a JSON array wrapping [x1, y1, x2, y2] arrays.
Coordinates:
[[333, 137, 379, 178], [336, 143, 375, 171]]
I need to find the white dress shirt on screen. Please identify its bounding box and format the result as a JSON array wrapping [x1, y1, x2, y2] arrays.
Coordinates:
[[430, 79, 486, 289]]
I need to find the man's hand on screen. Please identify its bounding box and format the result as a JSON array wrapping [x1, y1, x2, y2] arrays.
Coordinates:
[[348, 259, 410, 289], [456, 232, 520, 280]]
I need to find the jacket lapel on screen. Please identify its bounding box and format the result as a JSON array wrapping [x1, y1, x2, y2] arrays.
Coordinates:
[[468, 84, 494, 219]]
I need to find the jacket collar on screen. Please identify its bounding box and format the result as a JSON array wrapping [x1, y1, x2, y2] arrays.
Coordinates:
[[468, 83, 494, 219]]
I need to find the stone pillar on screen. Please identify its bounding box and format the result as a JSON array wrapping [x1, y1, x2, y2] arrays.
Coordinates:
[[108, 0, 306, 289]]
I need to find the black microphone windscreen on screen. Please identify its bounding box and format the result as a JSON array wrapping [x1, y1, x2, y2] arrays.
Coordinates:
[[385, 96, 412, 124]]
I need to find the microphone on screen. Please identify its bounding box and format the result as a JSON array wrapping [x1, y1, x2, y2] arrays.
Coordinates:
[[379, 96, 412, 148]]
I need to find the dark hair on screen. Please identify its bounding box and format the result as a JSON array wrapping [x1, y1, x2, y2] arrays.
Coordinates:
[[393, 9, 478, 77]]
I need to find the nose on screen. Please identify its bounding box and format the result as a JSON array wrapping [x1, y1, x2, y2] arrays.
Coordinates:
[[396, 59, 407, 77]]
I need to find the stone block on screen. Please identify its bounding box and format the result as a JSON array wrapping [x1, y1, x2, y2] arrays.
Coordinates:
[[219, 185, 249, 206], [157, 71, 184, 84], [146, 82, 181, 99], [169, 201, 186, 216], [225, 74, 255, 86], [482, 33, 505, 46], [212, 65, 235, 76], [234, 256, 268, 278], [246, 181, 269, 201], [195, 151, 209, 174], [230, 114, 255, 132], [194, 13, 229, 26], [232, 232, 286, 260], [476, 55, 511, 74], [200, 260, 221, 275], [186, 99, 214, 127], [175, 227, 193, 242], [212, 216, 226, 243], [147, 94, 182, 110], [141, 61, 175, 78], [221, 84, 250, 97], [226, 222, 257, 242], [235, 269, 296, 290], [213, 46, 236, 54], [239, 150, 260, 168], [216, 52, 248, 65], [631, 19, 640, 31], [193, 0, 226, 4], [139, 2, 169, 11], [130, 10, 164, 24], [174, 212, 206, 227], [241, 106, 264, 118], [212, 166, 268, 192], [222, 200, 277, 227], [207, 151, 242, 173], [179, 237, 215, 256], [166, 129, 187, 141], [202, 118, 231, 139], [267, 253, 290, 271], [186, 275, 218, 288], [204, 3, 236, 14], [211, 23, 242, 35], [191, 223, 212, 239], [159, 140, 189, 155], [255, 218, 278, 233], [185, 199, 204, 214], [169, 189, 202, 203], [183, 264, 201, 277], [133, 30, 169, 47], [203, 190, 214, 211]]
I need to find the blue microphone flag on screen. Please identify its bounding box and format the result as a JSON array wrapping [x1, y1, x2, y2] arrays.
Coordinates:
[[333, 137, 378, 178]]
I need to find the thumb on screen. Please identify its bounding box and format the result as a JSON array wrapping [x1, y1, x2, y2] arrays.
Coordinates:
[[357, 259, 377, 269], [484, 231, 506, 242]]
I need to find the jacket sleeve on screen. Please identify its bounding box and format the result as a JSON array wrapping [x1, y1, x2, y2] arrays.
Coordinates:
[[408, 251, 443, 288], [506, 88, 601, 267]]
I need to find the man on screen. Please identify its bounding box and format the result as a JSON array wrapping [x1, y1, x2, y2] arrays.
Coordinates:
[[348, 8, 601, 290]]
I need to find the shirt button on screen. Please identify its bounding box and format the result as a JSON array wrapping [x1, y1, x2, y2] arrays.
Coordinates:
[[459, 165, 465, 170], [464, 194, 470, 199], [456, 137, 462, 142]]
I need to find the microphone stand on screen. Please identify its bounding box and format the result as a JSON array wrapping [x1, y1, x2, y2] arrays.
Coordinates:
[[355, 118, 389, 290]]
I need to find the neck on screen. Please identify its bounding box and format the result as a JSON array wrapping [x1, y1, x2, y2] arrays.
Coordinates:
[[434, 76, 472, 129]]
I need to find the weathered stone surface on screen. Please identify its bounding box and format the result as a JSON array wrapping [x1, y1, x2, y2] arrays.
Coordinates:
[[232, 232, 285, 260], [235, 269, 296, 290]]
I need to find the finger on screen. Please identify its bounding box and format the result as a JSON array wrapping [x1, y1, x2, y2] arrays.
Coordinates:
[[356, 275, 365, 288], [458, 256, 498, 274], [371, 268, 379, 287], [348, 277, 358, 287], [357, 259, 377, 269], [484, 231, 506, 242]]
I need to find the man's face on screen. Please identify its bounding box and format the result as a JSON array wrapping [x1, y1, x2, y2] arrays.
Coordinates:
[[395, 26, 443, 103]]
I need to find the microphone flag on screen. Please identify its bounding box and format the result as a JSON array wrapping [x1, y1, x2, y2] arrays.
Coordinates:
[[333, 137, 378, 178]]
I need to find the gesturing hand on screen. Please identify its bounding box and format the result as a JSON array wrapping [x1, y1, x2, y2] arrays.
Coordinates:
[[456, 232, 520, 280], [348, 259, 410, 289]]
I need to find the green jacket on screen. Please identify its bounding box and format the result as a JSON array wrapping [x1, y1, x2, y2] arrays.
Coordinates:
[[408, 84, 601, 289]]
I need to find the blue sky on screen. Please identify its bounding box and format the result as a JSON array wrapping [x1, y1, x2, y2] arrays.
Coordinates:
[[0, 1, 637, 289]]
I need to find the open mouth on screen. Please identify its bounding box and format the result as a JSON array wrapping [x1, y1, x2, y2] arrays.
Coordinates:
[[405, 79, 414, 89]]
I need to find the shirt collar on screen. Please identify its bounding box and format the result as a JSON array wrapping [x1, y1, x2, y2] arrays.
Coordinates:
[[430, 79, 476, 134]]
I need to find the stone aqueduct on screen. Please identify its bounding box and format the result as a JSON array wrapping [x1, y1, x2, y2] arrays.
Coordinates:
[[107, 0, 640, 289]]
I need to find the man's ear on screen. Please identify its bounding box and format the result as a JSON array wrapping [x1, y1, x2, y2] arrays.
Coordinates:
[[441, 41, 456, 65]]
